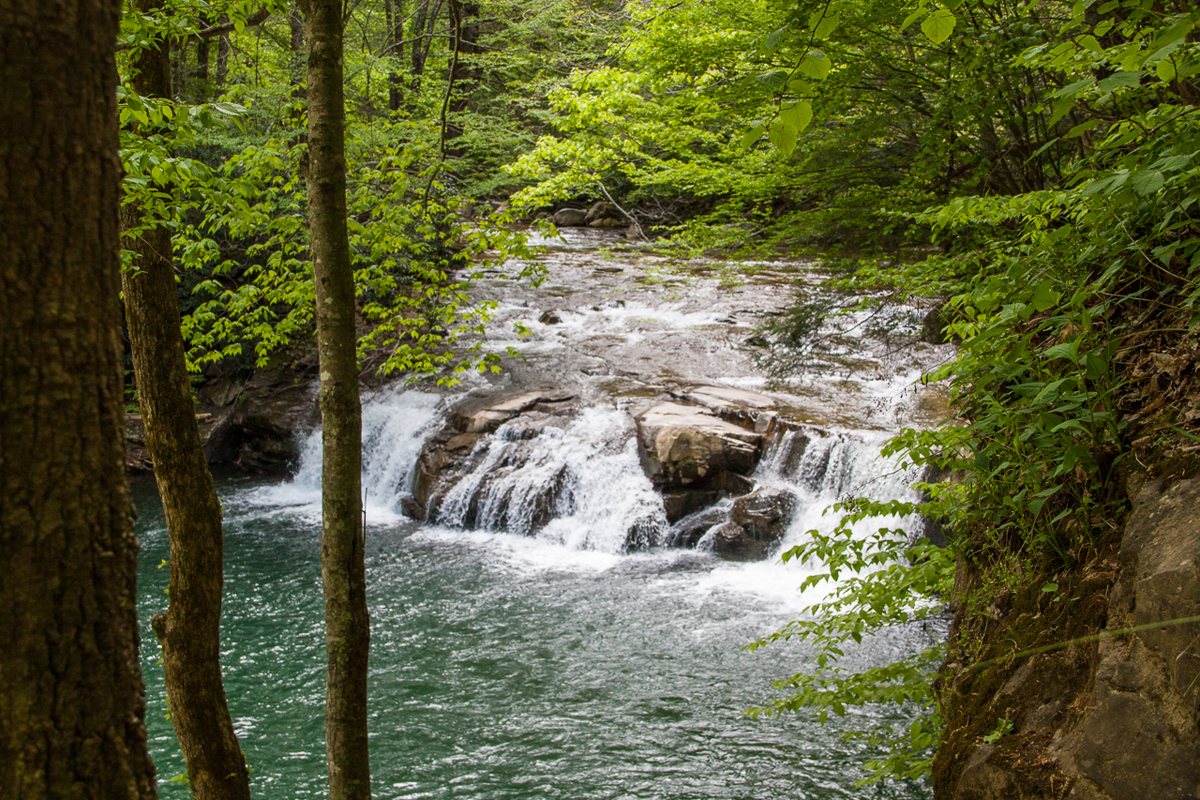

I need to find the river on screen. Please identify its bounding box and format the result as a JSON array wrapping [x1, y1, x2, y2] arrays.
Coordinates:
[[134, 229, 946, 798]]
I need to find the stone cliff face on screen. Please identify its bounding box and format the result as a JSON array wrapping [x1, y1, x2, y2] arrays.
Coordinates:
[[934, 476, 1200, 799]]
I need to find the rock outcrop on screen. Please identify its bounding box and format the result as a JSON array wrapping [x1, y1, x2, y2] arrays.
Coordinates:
[[551, 207, 589, 227], [201, 369, 316, 475], [1049, 477, 1200, 799], [125, 366, 316, 475], [935, 476, 1200, 799], [634, 401, 762, 521], [709, 488, 798, 560]]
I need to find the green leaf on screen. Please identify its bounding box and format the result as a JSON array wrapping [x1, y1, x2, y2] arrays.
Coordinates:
[[1031, 280, 1060, 312], [763, 26, 788, 53], [809, 8, 840, 39], [768, 119, 798, 156], [780, 100, 813, 133], [1156, 58, 1177, 82], [1043, 341, 1080, 362], [1130, 169, 1164, 196], [756, 69, 790, 90], [901, 8, 926, 32], [1064, 119, 1100, 139], [1097, 71, 1141, 92], [920, 9, 956, 45], [1049, 97, 1074, 127], [797, 52, 832, 80], [739, 123, 765, 149], [1052, 77, 1094, 99]]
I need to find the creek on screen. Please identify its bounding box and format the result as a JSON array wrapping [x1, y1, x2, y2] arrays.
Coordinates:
[[135, 229, 948, 798]]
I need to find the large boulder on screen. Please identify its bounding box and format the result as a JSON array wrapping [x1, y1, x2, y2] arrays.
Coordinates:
[[636, 402, 761, 487], [551, 207, 589, 227], [709, 488, 797, 560]]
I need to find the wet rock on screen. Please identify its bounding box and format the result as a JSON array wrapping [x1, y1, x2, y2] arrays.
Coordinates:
[[636, 402, 761, 485], [201, 369, 316, 475], [635, 400, 766, 523], [584, 200, 611, 224], [452, 390, 575, 434], [675, 385, 777, 428], [921, 303, 953, 344], [668, 505, 728, 548], [407, 390, 577, 520], [551, 207, 589, 227], [709, 488, 797, 560], [539, 309, 563, 325]]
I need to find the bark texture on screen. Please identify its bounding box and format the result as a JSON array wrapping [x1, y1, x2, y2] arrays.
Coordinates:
[[120, 4, 252, 798], [302, 0, 372, 797], [0, 0, 158, 797]]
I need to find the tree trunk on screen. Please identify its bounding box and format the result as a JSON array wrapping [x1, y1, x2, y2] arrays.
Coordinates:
[[196, 19, 212, 100], [120, 3, 253, 799], [411, 0, 431, 90], [217, 15, 231, 86], [384, 0, 404, 111], [444, 0, 480, 148], [301, 0, 372, 798], [0, 0, 158, 797]]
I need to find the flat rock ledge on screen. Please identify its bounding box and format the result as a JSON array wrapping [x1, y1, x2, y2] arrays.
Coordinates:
[[406, 384, 809, 560]]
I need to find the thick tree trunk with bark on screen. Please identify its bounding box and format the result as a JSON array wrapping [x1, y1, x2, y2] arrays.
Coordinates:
[[301, 0, 372, 797], [120, 4, 252, 798], [0, 0, 158, 797]]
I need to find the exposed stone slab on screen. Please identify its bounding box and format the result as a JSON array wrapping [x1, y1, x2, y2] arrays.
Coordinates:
[[635, 402, 761, 489]]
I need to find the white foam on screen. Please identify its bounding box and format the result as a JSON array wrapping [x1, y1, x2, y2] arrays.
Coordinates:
[[237, 388, 444, 524], [411, 526, 623, 573]]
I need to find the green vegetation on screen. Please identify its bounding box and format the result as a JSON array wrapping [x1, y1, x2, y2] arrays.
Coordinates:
[[109, 0, 1198, 790], [501, 0, 1199, 784]]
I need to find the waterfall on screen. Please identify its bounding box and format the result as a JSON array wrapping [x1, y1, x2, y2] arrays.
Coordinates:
[[242, 388, 444, 522], [755, 425, 921, 557], [433, 406, 668, 553]]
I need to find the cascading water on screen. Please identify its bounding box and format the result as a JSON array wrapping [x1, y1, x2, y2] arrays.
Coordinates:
[[242, 387, 444, 522], [138, 230, 948, 799], [420, 406, 668, 552], [756, 426, 921, 555]]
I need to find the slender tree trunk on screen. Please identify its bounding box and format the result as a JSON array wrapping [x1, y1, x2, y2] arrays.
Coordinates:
[[300, 0, 371, 797], [443, 0, 480, 149], [411, 0, 430, 90], [120, 4, 253, 799], [384, 0, 404, 111], [196, 20, 212, 100], [0, 0, 158, 797], [217, 16, 231, 86]]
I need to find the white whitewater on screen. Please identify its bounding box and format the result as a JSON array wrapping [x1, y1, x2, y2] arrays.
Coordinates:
[[240, 388, 443, 523], [435, 405, 668, 553], [755, 426, 920, 554], [693, 426, 922, 608]]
